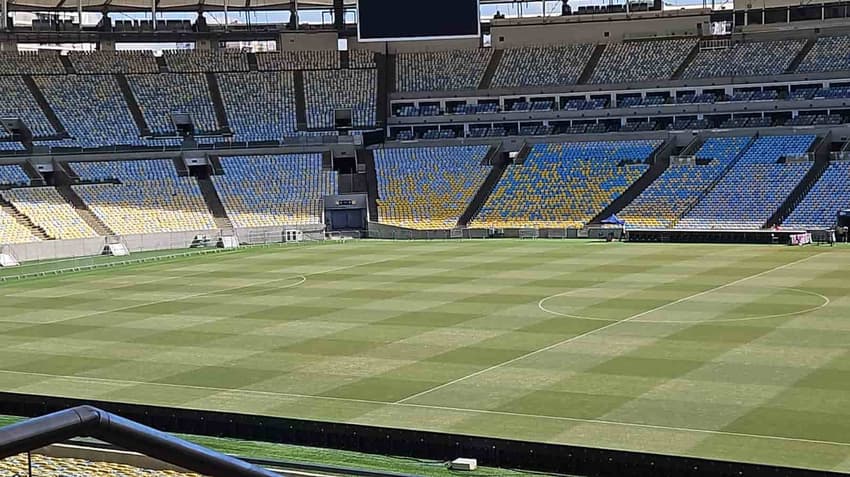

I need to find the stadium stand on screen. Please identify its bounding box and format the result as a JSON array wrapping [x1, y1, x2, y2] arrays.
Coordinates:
[[0, 453, 200, 477], [619, 137, 752, 228], [797, 35, 850, 73], [0, 164, 30, 186], [35, 75, 144, 147], [783, 160, 850, 228], [128, 73, 219, 134], [303, 69, 376, 129], [395, 49, 492, 92], [0, 51, 65, 75], [218, 71, 298, 142], [682, 40, 805, 79], [70, 159, 216, 234], [677, 135, 816, 229], [0, 207, 39, 244], [0, 142, 25, 151], [490, 44, 595, 87], [0, 76, 56, 137], [350, 49, 377, 69], [474, 140, 659, 228], [256, 50, 341, 70], [2, 187, 98, 239], [69, 51, 159, 74], [164, 50, 249, 72], [212, 154, 336, 228], [590, 38, 696, 84], [374, 145, 491, 229]]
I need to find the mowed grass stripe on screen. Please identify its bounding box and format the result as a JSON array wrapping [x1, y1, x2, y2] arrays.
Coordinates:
[[0, 242, 849, 472]]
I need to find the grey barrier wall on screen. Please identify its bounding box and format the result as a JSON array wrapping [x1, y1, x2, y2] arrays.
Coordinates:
[[3, 225, 327, 263], [366, 222, 597, 240]]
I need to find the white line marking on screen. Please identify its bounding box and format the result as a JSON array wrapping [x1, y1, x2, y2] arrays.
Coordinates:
[[0, 256, 397, 325], [395, 253, 825, 404], [538, 286, 830, 324], [2, 367, 849, 450]]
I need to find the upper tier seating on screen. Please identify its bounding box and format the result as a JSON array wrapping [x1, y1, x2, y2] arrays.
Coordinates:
[[0, 51, 65, 75], [375, 145, 491, 230], [683, 40, 805, 79], [0, 164, 30, 186], [164, 50, 249, 72], [128, 73, 219, 134], [257, 50, 341, 70], [619, 137, 752, 228], [0, 141, 25, 151], [304, 69, 376, 129], [590, 38, 696, 84], [0, 453, 201, 477], [783, 161, 850, 229], [0, 77, 55, 137], [71, 159, 216, 234], [474, 140, 660, 228], [350, 50, 377, 69], [69, 51, 159, 74], [212, 154, 336, 228], [798, 35, 850, 73], [36, 75, 143, 147], [490, 44, 595, 88], [218, 71, 298, 142], [0, 208, 39, 244], [2, 187, 98, 239], [396, 49, 492, 92], [677, 135, 816, 229]]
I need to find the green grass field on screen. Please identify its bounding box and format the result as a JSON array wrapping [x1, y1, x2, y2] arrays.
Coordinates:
[[1, 240, 850, 472]]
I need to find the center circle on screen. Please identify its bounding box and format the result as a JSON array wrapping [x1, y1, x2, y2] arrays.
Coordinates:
[[538, 286, 829, 324]]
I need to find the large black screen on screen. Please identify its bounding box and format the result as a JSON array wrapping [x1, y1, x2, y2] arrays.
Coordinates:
[[357, 0, 480, 41]]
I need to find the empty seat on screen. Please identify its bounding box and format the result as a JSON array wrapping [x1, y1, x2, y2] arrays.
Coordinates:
[[474, 140, 660, 229], [375, 145, 491, 230], [213, 154, 336, 228]]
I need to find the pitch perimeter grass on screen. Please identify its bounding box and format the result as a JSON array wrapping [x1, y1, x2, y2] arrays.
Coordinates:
[[0, 240, 849, 472]]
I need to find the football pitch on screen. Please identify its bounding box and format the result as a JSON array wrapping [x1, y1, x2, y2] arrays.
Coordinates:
[[1, 240, 850, 472]]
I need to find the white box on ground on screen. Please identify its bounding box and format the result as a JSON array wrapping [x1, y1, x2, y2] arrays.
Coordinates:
[[450, 458, 478, 471]]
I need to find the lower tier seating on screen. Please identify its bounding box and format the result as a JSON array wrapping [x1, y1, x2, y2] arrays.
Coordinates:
[[620, 137, 752, 228], [2, 188, 98, 239], [474, 140, 659, 228], [71, 159, 216, 234], [0, 208, 39, 244], [213, 154, 336, 228], [783, 161, 850, 229], [0, 453, 200, 477], [674, 136, 816, 229], [375, 145, 491, 230]]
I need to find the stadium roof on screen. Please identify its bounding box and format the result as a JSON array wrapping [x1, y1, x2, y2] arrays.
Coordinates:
[[8, 0, 510, 13], [7, 0, 352, 11]]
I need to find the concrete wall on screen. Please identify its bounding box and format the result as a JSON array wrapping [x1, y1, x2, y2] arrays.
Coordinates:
[[491, 11, 710, 46], [277, 31, 338, 51], [1, 225, 325, 263]]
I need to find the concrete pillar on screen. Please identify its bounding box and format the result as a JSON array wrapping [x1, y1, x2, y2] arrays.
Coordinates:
[[0, 39, 17, 51], [99, 39, 116, 51]]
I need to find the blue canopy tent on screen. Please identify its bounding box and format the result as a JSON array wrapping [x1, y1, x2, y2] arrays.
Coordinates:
[[601, 215, 626, 226]]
